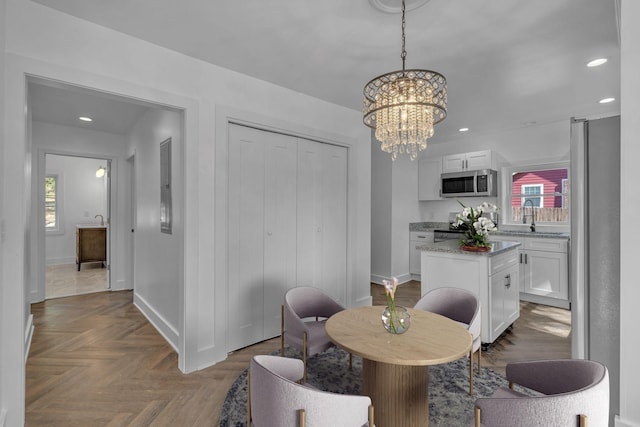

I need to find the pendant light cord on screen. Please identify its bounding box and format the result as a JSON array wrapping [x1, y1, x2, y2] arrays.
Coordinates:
[[401, 0, 407, 72]]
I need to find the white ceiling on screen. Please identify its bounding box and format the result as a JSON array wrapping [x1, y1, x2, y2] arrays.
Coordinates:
[[29, 79, 152, 135], [28, 0, 620, 139]]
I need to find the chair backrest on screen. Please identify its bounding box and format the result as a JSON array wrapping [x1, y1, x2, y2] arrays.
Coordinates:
[[475, 359, 609, 427], [283, 287, 345, 336], [249, 355, 372, 427], [414, 287, 479, 326]]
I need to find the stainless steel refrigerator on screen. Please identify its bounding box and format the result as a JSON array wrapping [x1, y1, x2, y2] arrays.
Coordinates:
[[570, 115, 620, 425]]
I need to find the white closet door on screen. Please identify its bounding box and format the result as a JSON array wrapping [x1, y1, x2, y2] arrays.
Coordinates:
[[297, 139, 324, 289], [297, 140, 347, 304], [228, 124, 266, 350], [320, 144, 348, 304], [262, 132, 298, 338]]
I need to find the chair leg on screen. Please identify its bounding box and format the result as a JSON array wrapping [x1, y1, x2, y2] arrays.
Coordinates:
[[469, 350, 474, 395], [280, 305, 285, 356], [247, 370, 252, 426], [579, 414, 587, 427], [299, 409, 306, 427], [477, 342, 482, 374], [303, 331, 308, 384], [368, 405, 374, 426], [474, 407, 481, 427]]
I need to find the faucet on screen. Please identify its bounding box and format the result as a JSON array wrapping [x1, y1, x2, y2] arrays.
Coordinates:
[[95, 214, 104, 226], [522, 200, 536, 232]]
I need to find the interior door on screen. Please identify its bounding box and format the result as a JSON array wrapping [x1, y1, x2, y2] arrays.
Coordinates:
[[228, 124, 266, 350], [262, 132, 297, 338], [297, 140, 347, 304], [320, 144, 347, 304]]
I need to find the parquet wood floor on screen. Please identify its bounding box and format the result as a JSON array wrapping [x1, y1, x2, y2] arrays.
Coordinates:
[[26, 282, 570, 426]]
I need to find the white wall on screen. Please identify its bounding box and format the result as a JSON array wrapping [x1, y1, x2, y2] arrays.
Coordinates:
[[128, 108, 182, 349], [617, 1, 640, 426], [2, 0, 370, 390], [30, 121, 129, 302], [0, 0, 9, 422], [44, 154, 107, 264], [370, 142, 392, 282], [370, 135, 423, 284]]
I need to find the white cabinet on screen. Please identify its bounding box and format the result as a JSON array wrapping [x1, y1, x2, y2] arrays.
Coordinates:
[[418, 157, 442, 200], [227, 125, 348, 351], [442, 150, 494, 173], [489, 253, 520, 341], [491, 234, 569, 308], [521, 237, 569, 306], [409, 231, 434, 277], [420, 245, 520, 345]]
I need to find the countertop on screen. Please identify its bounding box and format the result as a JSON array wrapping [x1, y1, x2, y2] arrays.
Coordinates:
[[417, 239, 521, 256], [492, 230, 570, 239], [410, 222, 569, 239], [410, 222, 448, 232]]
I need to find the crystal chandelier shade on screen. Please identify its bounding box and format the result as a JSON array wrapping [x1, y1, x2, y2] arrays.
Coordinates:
[[363, 0, 447, 161]]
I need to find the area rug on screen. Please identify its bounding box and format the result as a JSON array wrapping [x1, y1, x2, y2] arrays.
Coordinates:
[[219, 346, 510, 427]]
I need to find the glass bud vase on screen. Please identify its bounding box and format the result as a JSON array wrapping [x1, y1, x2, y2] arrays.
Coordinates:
[[381, 305, 411, 334]]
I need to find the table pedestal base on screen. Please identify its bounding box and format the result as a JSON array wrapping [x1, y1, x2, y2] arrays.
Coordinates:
[[362, 359, 429, 427]]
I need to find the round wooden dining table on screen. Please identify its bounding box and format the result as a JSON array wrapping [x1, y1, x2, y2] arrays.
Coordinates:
[[325, 305, 472, 427]]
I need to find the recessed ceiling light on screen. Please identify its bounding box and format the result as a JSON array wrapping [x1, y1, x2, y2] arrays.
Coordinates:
[[587, 58, 608, 67], [78, 116, 93, 122], [599, 97, 615, 104], [458, 128, 469, 132]]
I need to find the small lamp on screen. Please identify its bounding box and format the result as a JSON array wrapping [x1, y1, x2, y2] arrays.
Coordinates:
[[96, 166, 106, 178]]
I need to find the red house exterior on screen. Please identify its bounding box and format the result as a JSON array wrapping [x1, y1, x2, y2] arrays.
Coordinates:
[[512, 169, 568, 208]]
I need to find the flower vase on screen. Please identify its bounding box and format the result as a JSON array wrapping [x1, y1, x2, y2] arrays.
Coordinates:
[[381, 305, 411, 334]]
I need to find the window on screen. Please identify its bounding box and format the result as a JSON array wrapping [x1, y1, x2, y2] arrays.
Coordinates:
[[502, 162, 569, 226], [45, 173, 64, 234], [521, 184, 543, 208]]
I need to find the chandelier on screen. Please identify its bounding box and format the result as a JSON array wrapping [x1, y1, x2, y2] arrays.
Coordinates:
[[363, 0, 447, 161]]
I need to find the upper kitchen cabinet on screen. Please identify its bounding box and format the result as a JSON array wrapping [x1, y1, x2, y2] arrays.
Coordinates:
[[442, 150, 495, 173], [418, 156, 443, 200]]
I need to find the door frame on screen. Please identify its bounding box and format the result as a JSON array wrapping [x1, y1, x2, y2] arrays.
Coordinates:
[[36, 150, 115, 302]]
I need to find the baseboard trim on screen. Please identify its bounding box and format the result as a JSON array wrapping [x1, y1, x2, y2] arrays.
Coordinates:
[[354, 294, 373, 307], [45, 257, 76, 265], [24, 314, 34, 363], [370, 273, 412, 285], [133, 293, 179, 353], [615, 415, 640, 427], [519, 292, 570, 309]]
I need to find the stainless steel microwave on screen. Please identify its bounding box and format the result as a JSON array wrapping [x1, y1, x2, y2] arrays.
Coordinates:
[[441, 169, 498, 198]]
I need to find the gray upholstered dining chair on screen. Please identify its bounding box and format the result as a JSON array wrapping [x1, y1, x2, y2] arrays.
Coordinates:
[[414, 287, 481, 395], [248, 355, 374, 427], [473, 359, 609, 427], [281, 286, 349, 383]]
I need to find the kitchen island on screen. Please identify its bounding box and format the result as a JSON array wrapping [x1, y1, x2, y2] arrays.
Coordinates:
[[418, 239, 521, 346]]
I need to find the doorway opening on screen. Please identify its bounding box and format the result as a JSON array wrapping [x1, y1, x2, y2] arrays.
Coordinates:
[[44, 154, 111, 299]]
